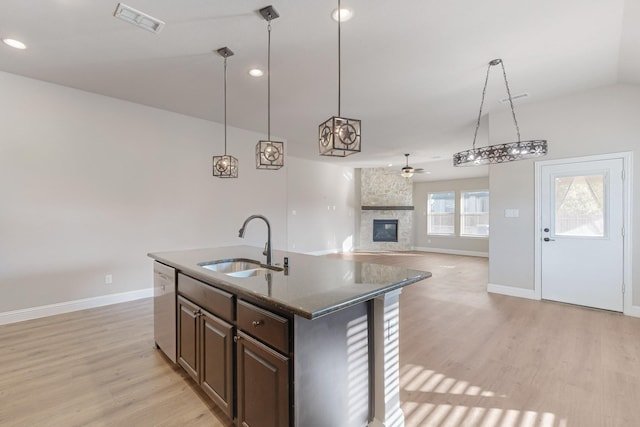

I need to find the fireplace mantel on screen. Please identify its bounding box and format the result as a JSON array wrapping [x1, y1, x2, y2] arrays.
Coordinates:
[[361, 206, 414, 211]]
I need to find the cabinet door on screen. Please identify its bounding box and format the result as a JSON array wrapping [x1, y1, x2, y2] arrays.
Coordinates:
[[237, 332, 290, 427], [200, 310, 234, 418], [177, 296, 199, 382]]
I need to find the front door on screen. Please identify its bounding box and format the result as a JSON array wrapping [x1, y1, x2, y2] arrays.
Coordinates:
[[540, 158, 624, 311]]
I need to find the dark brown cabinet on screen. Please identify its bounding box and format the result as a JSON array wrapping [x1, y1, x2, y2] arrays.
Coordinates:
[[177, 296, 199, 379], [176, 273, 292, 426], [236, 332, 290, 427], [177, 295, 234, 419], [235, 299, 291, 427]]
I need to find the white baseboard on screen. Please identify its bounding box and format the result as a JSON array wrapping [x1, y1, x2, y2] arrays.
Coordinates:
[[487, 283, 539, 300], [304, 249, 341, 256], [0, 288, 153, 326], [412, 246, 489, 258], [625, 304, 640, 318]]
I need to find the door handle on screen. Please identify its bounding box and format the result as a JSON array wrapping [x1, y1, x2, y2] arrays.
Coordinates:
[[543, 237, 555, 242]]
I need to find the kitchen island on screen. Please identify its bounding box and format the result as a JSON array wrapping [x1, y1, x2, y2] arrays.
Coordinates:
[[149, 245, 431, 427]]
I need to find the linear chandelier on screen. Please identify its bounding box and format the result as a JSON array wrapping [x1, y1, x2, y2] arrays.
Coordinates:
[[453, 59, 547, 167], [318, 0, 361, 157], [213, 47, 239, 178], [256, 5, 284, 170]]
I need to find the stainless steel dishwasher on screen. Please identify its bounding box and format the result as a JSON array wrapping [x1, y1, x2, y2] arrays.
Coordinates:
[[154, 261, 176, 363]]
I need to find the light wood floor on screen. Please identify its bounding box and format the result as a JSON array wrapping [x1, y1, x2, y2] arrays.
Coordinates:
[[1, 251, 639, 426]]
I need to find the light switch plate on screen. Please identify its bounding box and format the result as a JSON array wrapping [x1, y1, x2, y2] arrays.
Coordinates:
[[505, 208, 520, 218]]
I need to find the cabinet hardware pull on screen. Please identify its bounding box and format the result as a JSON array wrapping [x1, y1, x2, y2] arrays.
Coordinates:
[[252, 320, 264, 327], [234, 335, 241, 343]]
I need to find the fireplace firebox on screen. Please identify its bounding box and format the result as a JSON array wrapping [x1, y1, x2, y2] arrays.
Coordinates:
[[373, 219, 398, 242]]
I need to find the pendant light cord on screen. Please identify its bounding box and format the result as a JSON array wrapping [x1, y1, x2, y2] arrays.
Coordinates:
[[471, 59, 521, 151], [499, 60, 521, 143], [337, 0, 341, 116], [223, 56, 228, 155], [267, 21, 272, 141], [471, 63, 491, 152]]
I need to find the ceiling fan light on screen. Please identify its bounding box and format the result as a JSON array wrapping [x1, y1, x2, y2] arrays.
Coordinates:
[[401, 167, 414, 178]]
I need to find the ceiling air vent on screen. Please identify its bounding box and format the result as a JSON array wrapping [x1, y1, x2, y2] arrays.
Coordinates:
[[114, 3, 165, 34], [500, 92, 529, 103]]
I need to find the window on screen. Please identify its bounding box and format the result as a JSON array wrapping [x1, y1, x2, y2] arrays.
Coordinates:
[[460, 190, 489, 237], [427, 192, 455, 235], [554, 174, 604, 237]]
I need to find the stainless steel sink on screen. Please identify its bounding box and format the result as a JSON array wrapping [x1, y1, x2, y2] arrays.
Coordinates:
[[199, 259, 263, 273], [199, 258, 283, 278], [226, 268, 270, 278]]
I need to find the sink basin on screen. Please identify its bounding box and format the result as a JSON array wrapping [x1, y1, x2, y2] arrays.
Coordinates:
[[199, 258, 283, 278], [199, 258, 263, 274], [226, 268, 270, 278]]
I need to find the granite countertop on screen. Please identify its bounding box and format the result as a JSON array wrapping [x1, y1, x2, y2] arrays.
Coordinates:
[[148, 245, 431, 319]]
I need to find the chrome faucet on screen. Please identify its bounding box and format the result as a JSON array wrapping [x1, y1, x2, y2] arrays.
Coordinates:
[[238, 214, 272, 266]]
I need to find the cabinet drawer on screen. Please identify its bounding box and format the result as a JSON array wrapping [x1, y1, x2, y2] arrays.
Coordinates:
[[178, 273, 234, 322], [237, 300, 289, 354]]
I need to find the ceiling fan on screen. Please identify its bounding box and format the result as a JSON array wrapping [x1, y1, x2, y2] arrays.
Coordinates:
[[400, 153, 425, 178]]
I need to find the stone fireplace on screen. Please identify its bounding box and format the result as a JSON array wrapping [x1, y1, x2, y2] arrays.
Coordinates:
[[359, 168, 414, 250]]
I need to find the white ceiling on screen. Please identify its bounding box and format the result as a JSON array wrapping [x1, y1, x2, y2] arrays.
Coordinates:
[[2, 0, 639, 182]]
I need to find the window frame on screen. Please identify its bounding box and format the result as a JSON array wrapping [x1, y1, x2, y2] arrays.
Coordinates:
[[459, 189, 490, 238], [426, 191, 456, 236]]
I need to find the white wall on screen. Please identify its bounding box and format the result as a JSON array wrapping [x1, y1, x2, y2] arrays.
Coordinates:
[[413, 177, 489, 256], [488, 84, 640, 307], [286, 158, 356, 254], [0, 71, 355, 314]]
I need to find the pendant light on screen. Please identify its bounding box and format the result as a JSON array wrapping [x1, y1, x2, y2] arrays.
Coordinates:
[[256, 5, 284, 170], [213, 47, 239, 178], [453, 59, 547, 167], [318, 0, 361, 157]]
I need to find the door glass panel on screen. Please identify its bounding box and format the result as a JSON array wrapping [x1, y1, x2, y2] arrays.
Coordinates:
[[554, 174, 605, 237]]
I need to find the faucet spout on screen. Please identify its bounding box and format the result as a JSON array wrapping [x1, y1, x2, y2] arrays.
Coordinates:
[[238, 214, 272, 265]]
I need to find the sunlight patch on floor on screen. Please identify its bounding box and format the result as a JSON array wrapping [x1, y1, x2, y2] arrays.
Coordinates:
[[400, 364, 502, 397], [402, 402, 568, 427], [400, 363, 567, 427]]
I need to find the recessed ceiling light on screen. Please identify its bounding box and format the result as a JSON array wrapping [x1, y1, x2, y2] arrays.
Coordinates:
[[249, 68, 264, 77], [2, 38, 27, 50], [388, 163, 393, 167], [331, 8, 353, 22]]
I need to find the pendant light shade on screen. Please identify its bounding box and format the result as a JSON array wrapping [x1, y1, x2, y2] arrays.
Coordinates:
[[318, 0, 361, 157], [213, 154, 238, 177], [256, 5, 284, 170], [453, 59, 547, 167], [213, 47, 239, 178]]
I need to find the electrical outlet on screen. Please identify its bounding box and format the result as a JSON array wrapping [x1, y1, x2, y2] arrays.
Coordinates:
[[105, 274, 113, 284]]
